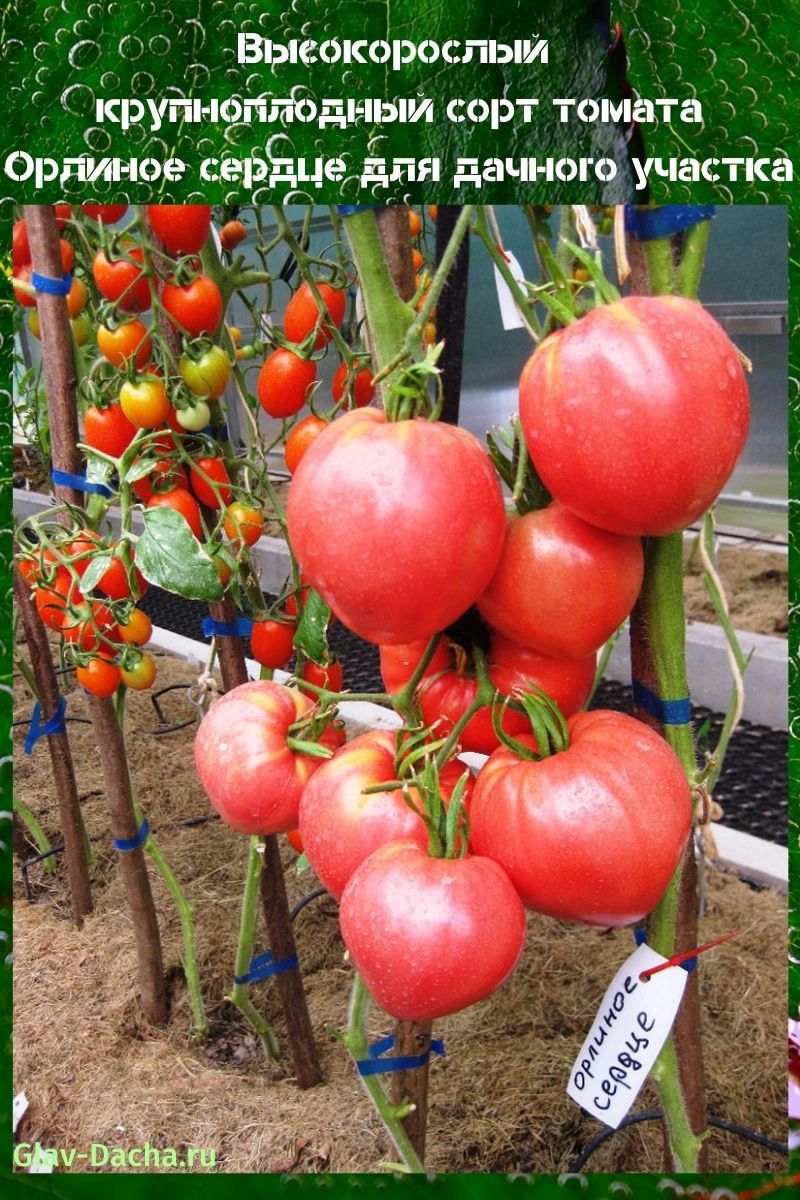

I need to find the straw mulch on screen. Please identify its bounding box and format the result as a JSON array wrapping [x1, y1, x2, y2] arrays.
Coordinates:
[[13, 651, 787, 1174]]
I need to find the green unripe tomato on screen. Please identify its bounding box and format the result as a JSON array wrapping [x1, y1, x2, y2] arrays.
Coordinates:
[[179, 345, 232, 399], [176, 400, 212, 431]]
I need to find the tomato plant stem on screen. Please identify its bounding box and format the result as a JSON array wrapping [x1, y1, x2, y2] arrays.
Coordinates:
[[677, 220, 712, 301], [230, 837, 280, 1061], [473, 208, 542, 340], [345, 973, 425, 1173]]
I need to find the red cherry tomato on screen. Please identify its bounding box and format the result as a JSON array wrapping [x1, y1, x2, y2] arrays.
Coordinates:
[[92, 245, 151, 312], [147, 205, 211, 255], [331, 361, 375, 408], [284, 280, 346, 349], [34, 568, 77, 631], [62, 601, 119, 652], [250, 616, 296, 670], [380, 632, 595, 756], [470, 710, 692, 926], [287, 408, 506, 645], [84, 403, 138, 459], [219, 219, 246, 251], [188, 457, 233, 510], [339, 842, 526, 1021], [81, 204, 128, 224], [193, 680, 338, 834], [477, 503, 644, 660], [131, 456, 187, 504], [161, 274, 222, 338], [96, 547, 147, 601], [284, 414, 327, 475], [518, 295, 750, 536], [300, 658, 343, 692], [76, 655, 120, 697], [257, 348, 316, 419], [147, 488, 203, 539], [299, 729, 472, 899]]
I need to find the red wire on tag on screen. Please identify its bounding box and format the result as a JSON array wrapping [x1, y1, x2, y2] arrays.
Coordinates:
[[638, 929, 740, 981]]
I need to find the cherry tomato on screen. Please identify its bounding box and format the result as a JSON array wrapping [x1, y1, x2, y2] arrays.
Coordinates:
[[176, 401, 212, 431], [284, 280, 347, 349], [299, 730, 472, 899], [380, 632, 595, 756], [470, 710, 692, 926], [331, 361, 375, 408], [81, 204, 128, 224], [300, 658, 343, 692], [257, 348, 316, 419], [189, 457, 232, 509], [118, 608, 153, 645], [428, 204, 438, 221], [284, 414, 327, 475], [53, 203, 72, 228], [120, 375, 171, 430], [120, 651, 157, 690], [223, 502, 264, 547], [147, 205, 211, 255], [179, 345, 232, 400], [250, 615, 296, 669], [518, 295, 750, 536], [407, 208, 423, 237], [477, 503, 644, 660], [63, 275, 89, 317], [220, 219, 246, 251], [84, 403, 138, 459], [76, 655, 120, 697], [411, 247, 424, 271], [13, 265, 36, 307], [12, 219, 30, 270], [96, 547, 147, 601], [65, 530, 101, 577], [161, 274, 223, 338], [147, 488, 203, 539], [193, 680, 338, 834], [93, 245, 151, 312], [287, 408, 506, 645], [62, 601, 119, 652], [339, 842, 525, 1021], [34, 568, 77, 631], [286, 828, 304, 853], [97, 320, 152, 370], [212, 554, 233, 587], [131, 456, 186, 504]]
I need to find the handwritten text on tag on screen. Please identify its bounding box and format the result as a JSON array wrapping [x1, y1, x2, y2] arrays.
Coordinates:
[[567, 942, 688, 1129]]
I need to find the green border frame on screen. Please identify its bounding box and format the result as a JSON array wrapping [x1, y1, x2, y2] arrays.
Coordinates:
[[1, 0, 798, 1194]]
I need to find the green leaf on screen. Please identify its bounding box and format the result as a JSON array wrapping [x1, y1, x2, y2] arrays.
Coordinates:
[[295, 852, 310, 876], [79, 552, 112, 594], [124, 456, 160, 484], [293, 588, 331, 663], [135, 507, 223, 601]]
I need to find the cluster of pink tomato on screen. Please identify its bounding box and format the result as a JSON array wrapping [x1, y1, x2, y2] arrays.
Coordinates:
[[194, 282, 749, 1022]]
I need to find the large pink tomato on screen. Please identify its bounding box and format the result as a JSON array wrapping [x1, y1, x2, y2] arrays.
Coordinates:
[[286, 408, 506, 644], [380, 631, 595, 755], [518, 295, 750, 536], [477, 503, 644, 659], [299, 729, 472, 899], [469, 709, 691, 926], [339, 842, 526, 1021], [193, 680, 334, 835]]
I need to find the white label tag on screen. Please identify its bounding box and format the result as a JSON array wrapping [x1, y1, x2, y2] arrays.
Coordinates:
[[493, 251, 527, 331], [567, 942, 688, 1129]]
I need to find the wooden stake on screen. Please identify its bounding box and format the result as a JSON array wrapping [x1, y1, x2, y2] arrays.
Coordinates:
[[13, 566, 93, 926], [25, 204, 167, 1024]]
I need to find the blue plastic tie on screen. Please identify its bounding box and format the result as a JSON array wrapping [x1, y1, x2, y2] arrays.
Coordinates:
[[24, 696, 68, 755], [31, 271, 73, 296], [336, 205, 378, 217], [356, 1033, 446, 1076], [201, 616, 253, 638], [114, 818, 150, 853], [201, 423, 230, 441], [634, 928, 696, 973], [632, 680, 691, 726], [51, 469, 114, 498], [234, 950, 299, 985], [624, 206, 715, 242]]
